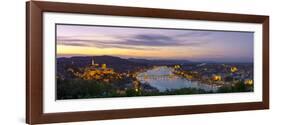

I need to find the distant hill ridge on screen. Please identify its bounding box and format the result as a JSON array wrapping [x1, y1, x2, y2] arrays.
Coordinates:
[[58, 55, 193, 66], [57, 55, 148, 73], [127, 58, 192, 65]]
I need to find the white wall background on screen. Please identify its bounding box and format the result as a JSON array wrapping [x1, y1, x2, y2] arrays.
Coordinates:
[[0, 0, 279, 124]]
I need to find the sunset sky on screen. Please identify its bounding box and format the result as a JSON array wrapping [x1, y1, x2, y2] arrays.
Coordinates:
[[56, 24, 253, 62]]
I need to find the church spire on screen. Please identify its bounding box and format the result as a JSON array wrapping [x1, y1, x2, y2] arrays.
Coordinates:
[[91, 58, 95, 66]]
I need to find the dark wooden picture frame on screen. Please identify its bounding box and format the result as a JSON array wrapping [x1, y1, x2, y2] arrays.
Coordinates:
[[26, 1, 269, 124]]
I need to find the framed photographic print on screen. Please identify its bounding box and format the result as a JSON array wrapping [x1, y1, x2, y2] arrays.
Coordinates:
[[26, 1, 269, 124]]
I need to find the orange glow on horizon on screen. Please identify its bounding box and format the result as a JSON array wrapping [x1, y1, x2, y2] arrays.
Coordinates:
[[57, 45, 213, 59]]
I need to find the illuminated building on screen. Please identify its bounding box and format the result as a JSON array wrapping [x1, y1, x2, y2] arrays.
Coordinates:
[[135, 88, 139, 92], [212, 75, 222, 81], [75, 58, 114, 80], [185, 75, 192, 80], [174, 65, 181, 69], [231, 66, 238, 73], [244, 79, 253, 85], [103, 68, 114, 74], [102, 64, 107, 69], [91, 58, 99, 67], [133, 80, 140, 92]]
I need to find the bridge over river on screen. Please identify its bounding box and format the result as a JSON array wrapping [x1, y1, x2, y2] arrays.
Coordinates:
[[136, 66, 218, 92], [137, 74, 177, 80]]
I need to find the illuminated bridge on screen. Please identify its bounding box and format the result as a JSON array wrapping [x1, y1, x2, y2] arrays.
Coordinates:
[[136, 74, 177, 80]]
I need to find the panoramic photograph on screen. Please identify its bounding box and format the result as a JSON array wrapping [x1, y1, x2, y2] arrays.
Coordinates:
[[56, 24, 254, 100]]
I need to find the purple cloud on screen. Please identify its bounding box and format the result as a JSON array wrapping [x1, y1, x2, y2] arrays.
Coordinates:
[[57, 32, 210, 49]]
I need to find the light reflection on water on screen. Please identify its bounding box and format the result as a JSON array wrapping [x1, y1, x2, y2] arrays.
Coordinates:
[[136, 66, 218, 92]]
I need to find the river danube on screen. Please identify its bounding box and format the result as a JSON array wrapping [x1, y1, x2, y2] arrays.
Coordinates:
[[136, 66, 218, 92]]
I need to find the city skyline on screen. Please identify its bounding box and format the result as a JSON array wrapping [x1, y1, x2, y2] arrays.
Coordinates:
[[56, 24, 254, 62]]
